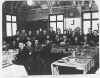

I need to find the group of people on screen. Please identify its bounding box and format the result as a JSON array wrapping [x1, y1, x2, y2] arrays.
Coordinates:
[[2, 27, 99, 75], [3, 27, 99, 50]]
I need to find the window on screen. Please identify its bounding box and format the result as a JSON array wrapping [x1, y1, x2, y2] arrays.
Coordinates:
[[57, 15, 63, 21], [6, 23, 12, 36], [12, 23, 17, 36], [83, 12, 99, 34], [50, 16, 56, 21], [6, 15, 11, 21], [50, 22, 56, 31], [83, 13, 91, 19], [83, 21, 90, 34], [92, 21, 99, 31], [49, 14, 64, 34], [64, 18, 81, 31], [6, 15, 17, 37], [57, 22, 63, 33], [92, 12, 98, 19]]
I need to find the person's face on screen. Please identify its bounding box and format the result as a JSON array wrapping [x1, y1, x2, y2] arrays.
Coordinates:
[[43, 30, 46, 35], [84, 36, 87, 41], [56, 35, 59, 38], [22, 29, 25, 33], [18, 43, 24, 49], [64, 31, 66, 34], [29, 30, 32, 35], [93, 31, 97, 36], [35, 40, 38, 45], [16, 37, 20, 41], [16, 31, 20, 35], [72, 31, 75, 36], [80, 31, 82, 35], [36, 30, 39, 34], [47, 35, 50, 39], [88, 29, 92, 34], [26, 41, 32, 47], [39, 28, 42, 32], [27, 37, 30, 40], [13, 41, 16, 44]]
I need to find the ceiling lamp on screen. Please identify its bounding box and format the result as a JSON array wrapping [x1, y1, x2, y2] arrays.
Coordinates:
[[89, 0, 93, 8], [27, 0, 36, 6], [27, 0, 33, 6], [41, 4, 48, 9]]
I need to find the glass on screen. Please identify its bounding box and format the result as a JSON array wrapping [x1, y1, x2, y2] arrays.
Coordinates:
[[50, 22, 56, 32], [92, 12, 98, 18], [6, 23, 12, 36], [6, 15, 11, 21], [50, 15, 56, 21], [92, 21, 99, 31], [12, 23, 17, 36], [57, 15, 63, 21], [12, 16, 16, 22], [83, 21, 91, 34], [57, 22, 63, 34], [65, 18, 81, 30], [83, 13, 91, 19]]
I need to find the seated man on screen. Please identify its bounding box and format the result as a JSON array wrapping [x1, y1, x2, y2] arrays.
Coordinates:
[[87, 31, 95, 46], [19, 29, 27, 43], [12, 42, 29, 65], [92, 30, 99, 46]]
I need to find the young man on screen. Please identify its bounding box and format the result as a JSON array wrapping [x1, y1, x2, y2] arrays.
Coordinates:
[[12, 42, 29, 65]]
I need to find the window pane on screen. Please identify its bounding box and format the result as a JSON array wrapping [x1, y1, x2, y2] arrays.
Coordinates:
[[57, 22, 63, 34], [50, 15, 56, 21], [12, 23, 17, 36], [64, 18, 81, 31], [83, 13, 91, 19], [92, 12, 98, 18], [50, 22, 56, 32], [57, 15, 63, 21], [92, 21, 99, 31], [84, 21, 90, 34], [6, 15, 11, 21], [6, 23, 12, 36], [12, 16, 16, 22]]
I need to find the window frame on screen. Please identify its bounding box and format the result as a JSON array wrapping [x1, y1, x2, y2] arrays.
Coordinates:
[[6, 15, 17, 37], [82, 11, 99, 34], [49, 14, 64, 34]]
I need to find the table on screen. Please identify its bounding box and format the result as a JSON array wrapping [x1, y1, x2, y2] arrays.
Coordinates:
[[2, 49, 18, 68], [51, 56, 94, 75]]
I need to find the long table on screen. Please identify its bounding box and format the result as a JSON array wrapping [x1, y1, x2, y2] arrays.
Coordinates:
[[51, 56, 94, 75], [2, 49, 18, 68], [51, 46, 99, 75]]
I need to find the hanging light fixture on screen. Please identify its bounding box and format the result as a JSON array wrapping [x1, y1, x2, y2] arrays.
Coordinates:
[[27, 0, 33, 6], [89, 0, 93, 8]]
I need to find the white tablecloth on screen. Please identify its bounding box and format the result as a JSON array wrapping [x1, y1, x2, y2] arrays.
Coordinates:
[[51, 57, 94, 75]]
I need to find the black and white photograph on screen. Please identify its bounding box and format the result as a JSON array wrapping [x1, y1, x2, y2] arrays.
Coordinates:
[[1, 0, 100, 77]]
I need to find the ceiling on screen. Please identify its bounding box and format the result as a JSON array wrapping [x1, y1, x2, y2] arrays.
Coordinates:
[[2, 0, 98, 21]]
